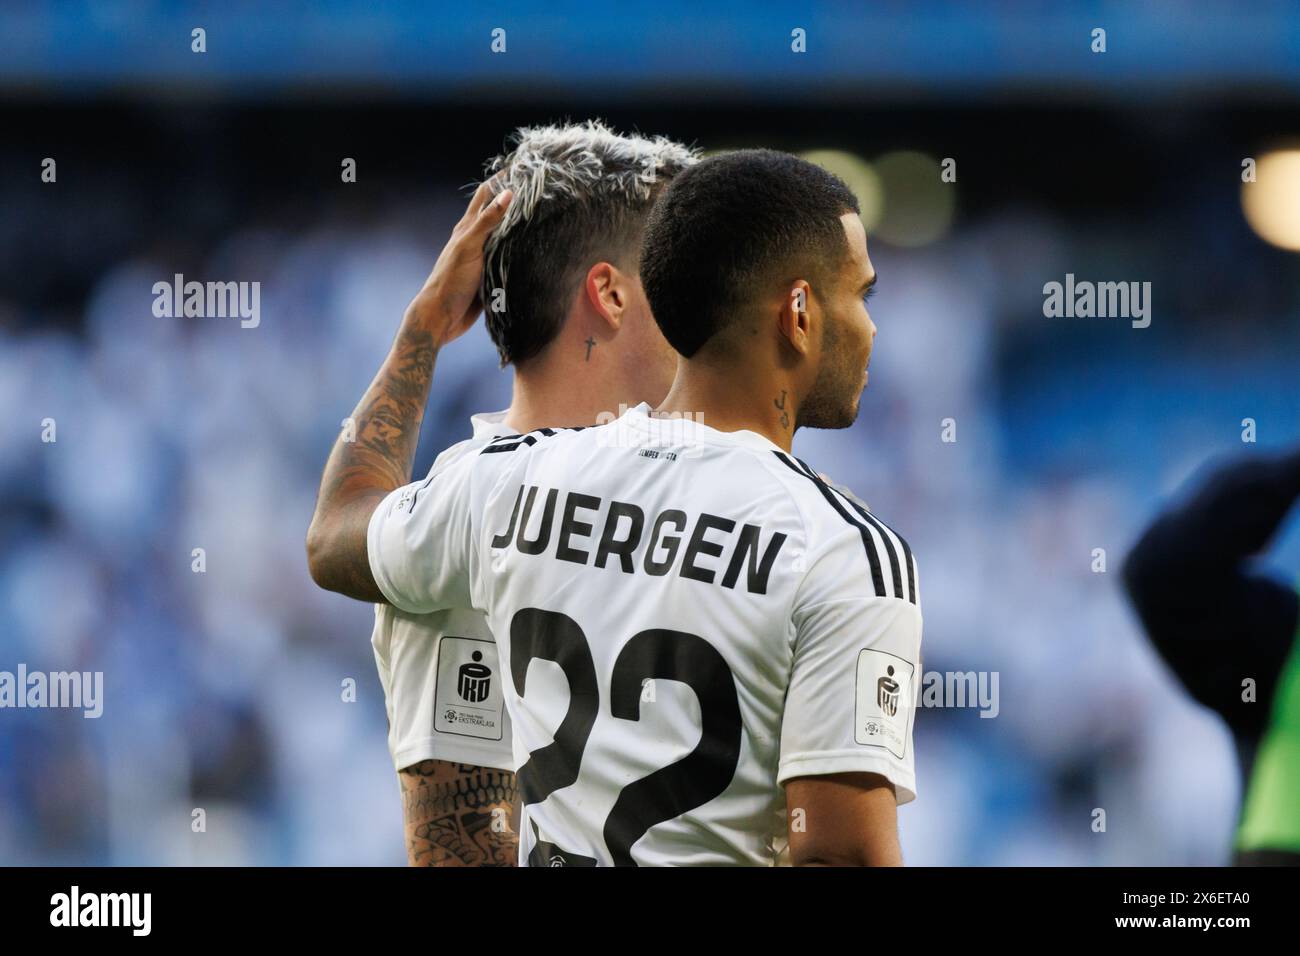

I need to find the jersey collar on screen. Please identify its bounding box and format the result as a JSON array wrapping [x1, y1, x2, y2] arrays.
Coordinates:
[[469, 409, 511, 440], [620, 402, 786, 453]]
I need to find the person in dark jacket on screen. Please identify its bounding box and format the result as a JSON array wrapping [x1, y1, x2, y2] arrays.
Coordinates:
[[1123, 445, 1300, 864]]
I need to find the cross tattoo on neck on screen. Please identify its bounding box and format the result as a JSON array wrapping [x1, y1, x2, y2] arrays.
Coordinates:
[[585, 337, 595, 361]]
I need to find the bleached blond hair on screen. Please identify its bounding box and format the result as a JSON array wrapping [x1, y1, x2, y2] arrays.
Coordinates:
[[479, 120, 697, 366]]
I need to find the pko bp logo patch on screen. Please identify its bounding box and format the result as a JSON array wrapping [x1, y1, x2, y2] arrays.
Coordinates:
[[434, 636, 505, 741], [457, 651, 492, 702], [854, 649, 915, 758]]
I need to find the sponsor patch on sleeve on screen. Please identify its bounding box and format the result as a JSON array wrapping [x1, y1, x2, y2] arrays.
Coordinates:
[[854, 648, 915, 758], [434, 636, 505, 741]]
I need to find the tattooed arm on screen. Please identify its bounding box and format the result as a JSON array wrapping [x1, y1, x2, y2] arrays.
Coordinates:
[[400, 760, 520, 866], [306, 181, 512, 602]]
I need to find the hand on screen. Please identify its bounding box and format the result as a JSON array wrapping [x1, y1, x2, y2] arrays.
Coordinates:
[[405, 176, 514, 347]]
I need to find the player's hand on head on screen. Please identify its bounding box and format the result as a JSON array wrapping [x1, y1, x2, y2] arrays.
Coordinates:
[[404, 174, 514, 348]]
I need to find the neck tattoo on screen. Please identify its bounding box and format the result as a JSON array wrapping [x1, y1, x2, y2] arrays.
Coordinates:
[[774, 390, 790, 430]]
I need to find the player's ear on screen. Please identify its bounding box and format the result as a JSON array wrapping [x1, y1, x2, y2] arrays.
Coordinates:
[[584, 261, 625, 332], [777, 280, 814, 355]]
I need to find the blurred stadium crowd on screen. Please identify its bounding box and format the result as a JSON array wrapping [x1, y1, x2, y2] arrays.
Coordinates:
[[3, 127, 1297, 864]]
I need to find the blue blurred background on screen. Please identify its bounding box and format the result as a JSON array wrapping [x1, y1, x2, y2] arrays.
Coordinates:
[[2, 1, 1299, 865]]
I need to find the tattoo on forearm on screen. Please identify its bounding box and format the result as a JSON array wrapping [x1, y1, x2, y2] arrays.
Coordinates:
[[348, 325, 436, 489], [399, 760, 519, 867], [309, 322, 437, 600]]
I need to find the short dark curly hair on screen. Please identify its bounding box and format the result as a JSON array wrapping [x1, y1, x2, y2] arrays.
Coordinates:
[[638, 149, 860, 358]]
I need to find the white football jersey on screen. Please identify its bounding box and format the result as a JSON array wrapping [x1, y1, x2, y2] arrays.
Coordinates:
[[370, 410, 516, 772], [369, 403, 922, 866]]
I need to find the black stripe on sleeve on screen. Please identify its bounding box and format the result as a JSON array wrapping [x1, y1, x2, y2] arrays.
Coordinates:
[[816, 467, 918, 606], [408, 472, 436, 513], [858, 505, 915, 605], [773, 451, 886, 598], [792, 456, 906, 602]]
